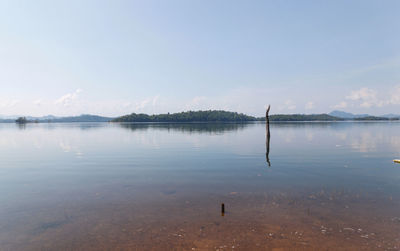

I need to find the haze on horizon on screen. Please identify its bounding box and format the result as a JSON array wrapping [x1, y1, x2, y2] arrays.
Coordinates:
[[0, 0, 399, 117]]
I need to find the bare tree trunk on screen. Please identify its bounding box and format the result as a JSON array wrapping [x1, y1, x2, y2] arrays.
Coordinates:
[[266, 105, 271, 167]]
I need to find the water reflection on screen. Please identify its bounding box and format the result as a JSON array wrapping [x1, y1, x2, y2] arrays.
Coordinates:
[[12, 122, 108, 131], [1, 122, 400, 250], [118, 122, 251, 134], [266, 106, 271, 167], [266, 130, 271, 167], [17, 123, 26, 130]]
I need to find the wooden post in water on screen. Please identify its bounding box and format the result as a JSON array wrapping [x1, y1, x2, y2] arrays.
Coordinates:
[[266, 105, 271, 167], [221, 203, 225, 216]]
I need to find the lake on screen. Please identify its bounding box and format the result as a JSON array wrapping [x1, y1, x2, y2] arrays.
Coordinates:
[[1, 122, 400, 250]]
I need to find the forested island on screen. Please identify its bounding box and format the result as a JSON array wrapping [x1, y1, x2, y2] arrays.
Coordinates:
[[112, 110, 255, 122]]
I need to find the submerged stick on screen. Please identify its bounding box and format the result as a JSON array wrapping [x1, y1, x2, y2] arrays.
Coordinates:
[[266, 105, 271, 167]]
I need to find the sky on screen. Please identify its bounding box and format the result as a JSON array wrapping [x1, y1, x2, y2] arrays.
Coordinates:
[[0, 0, 399, 117]]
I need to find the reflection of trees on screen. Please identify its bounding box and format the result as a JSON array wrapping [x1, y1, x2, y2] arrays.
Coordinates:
[[266, 106, 271, 167], [17, 123, 26, 130], [118, 122, 252, 134], [40, 123, 107, 131], [269, 121, 400, 130], [269, 122, 340, 129], [266, 133, 271, 166]]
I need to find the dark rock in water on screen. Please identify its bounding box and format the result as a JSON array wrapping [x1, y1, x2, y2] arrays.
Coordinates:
[[162, 190, 176, 195], [35, 220, 68, 234]]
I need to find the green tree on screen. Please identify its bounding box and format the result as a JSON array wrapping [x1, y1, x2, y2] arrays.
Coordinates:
[[15, 117, 28, 124]]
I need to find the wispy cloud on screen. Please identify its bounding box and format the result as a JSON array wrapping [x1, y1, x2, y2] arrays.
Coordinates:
[[332, 101, 348, 109], [121, 95, 161, 113], [346, 87, 384, 108], [305, 101, 314, 110], [279, 100, 296, 111], [0, 99, 20, 108], [135, 95, 159, 110], [33, 99, 43, 106], [389, 85, 400, 105], [152, 95, 160, 106], [186, 96, 208, 110], [334, 85, 400, 110], [55, 89, 82, 107]]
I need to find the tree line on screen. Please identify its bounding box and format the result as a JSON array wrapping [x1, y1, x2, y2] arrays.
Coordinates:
[[112, 110, 256, 122]]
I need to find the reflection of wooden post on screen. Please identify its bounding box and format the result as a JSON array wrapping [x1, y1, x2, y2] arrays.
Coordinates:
[[266, 105, 271, 167]]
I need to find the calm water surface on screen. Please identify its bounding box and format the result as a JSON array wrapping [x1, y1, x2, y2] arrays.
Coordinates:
[[1, 122, 400, 250]]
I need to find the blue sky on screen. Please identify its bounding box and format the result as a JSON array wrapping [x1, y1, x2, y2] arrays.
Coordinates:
[[0, 0, 399, 116]]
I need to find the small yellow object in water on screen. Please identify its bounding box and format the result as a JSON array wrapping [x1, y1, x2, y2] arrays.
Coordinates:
[[394, 159, 400, 164]]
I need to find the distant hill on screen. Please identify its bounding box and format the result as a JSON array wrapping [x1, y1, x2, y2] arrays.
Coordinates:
[[26, 115, 59, 121], [354, 116, 399, 121], [112, 110, 256, 122], [329, 110, 369, 119], [268, 114, 343, 121], [47, 115, 112, 122], [0, 115, 21, 120], [0, 114, 112, 123], [329, 110, 400, 120], [0, 118, 14, 123], [382, 113, 400, 119]]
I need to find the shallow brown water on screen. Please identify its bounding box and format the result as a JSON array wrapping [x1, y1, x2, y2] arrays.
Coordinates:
[[1, 122, 400, 250], [2, 190, 400, 250]]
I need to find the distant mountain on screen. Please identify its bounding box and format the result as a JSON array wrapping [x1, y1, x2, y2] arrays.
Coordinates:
[[27, 115, 59, 120], [354, 116, 397, 121], [329, 110, 369, 119], [0, 118, 14, 123], [0, 114, 112, 123], [381, 113, 400, 119], [329, 110, 400, 120], [48, 115, 112, 122], [0, 115, 20, 120], [0, 115, 59, 120], [268, 114, 343, 121]]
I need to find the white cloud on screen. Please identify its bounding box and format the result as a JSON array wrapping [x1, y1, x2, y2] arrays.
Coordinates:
[[346, 87, 384, 108], [186, 96, 207, 110], [136, 99, 150, 110], [152, 95, 160, 106], [335, 86, 400, 110], [305, 101, 314, 110], [346, 87, 376, 101], [332, 101, 348, 109], [389, 85, 400, 105], [280, 100, 296, 110], [55, 89, 82, 107], [120, 95, 161, 112], [33, 99, 43, 106], [122, 102, 131, 108], [192, 96, 206, 105], [0, 99, 20, 108]]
